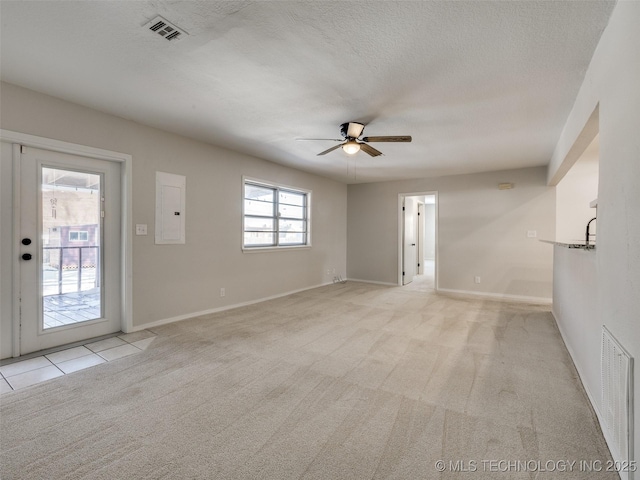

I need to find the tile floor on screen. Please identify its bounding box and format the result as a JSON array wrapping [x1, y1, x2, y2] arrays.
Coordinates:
[[0, 330, 156, 393]]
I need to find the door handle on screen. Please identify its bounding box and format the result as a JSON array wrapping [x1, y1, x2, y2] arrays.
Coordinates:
[[22, 238, 32, 245], [22, 253, 32, 261], [411, 243, 416, 246]]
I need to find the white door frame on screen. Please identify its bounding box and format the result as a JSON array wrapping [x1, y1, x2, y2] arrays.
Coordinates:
[[1, 129, 133, 357], [397, 191, 438, 288]]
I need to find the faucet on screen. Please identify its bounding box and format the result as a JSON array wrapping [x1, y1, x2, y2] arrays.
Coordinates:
[[585, 217, 597, 248]]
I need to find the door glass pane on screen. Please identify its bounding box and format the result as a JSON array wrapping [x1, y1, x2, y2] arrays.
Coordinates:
[[42, 167, 102, 329]]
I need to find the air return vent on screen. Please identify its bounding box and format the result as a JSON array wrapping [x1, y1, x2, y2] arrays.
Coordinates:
[[144, 16, 187, 41], [601, 326, 634, 480]]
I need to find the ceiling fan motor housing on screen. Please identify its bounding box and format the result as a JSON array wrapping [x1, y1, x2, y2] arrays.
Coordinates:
[[313, 122, 410, 156], [340, 122, 365, 139]]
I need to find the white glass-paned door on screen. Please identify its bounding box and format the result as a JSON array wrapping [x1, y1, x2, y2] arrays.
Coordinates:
[[19, 147, 121, 354]]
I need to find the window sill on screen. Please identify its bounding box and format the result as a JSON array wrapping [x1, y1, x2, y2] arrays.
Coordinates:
[[242, 245, 311, 253]]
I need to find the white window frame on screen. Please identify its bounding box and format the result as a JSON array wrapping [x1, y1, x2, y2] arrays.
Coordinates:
[[69, 231, 89, 242], [242, 176, 311, 252]]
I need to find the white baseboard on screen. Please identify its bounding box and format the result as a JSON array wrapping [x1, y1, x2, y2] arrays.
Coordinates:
[[437, 288, 552, 305], [132, 281, 334, 332], [347, 278, 398, 287]]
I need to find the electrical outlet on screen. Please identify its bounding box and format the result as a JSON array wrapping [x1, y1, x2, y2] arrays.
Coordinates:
[[135, 224, 147, 235], [527, 230, 537, 238], [474, 276, 481, 284], [220, 288, 225, 297]]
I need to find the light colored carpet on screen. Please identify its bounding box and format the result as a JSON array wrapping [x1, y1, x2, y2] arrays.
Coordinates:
[[0, 280, 615, 479]]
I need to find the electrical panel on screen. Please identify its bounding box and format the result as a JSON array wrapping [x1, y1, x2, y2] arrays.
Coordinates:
[[155, 172, 186, 244]]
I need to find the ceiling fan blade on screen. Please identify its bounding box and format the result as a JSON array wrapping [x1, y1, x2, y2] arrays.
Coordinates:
[[317, 143, 343, 156], [361, 136, 412, 143], [360, 143, 383, 157], [296, 138, 342, 142]]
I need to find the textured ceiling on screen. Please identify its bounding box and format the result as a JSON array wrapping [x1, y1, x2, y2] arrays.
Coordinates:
[[0, 1, 615, 184]]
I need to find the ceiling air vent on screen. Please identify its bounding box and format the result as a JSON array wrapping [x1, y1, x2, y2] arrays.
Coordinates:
[[144, 16, 188, 41]]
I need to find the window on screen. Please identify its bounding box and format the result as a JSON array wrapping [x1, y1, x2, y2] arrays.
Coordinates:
[[243, 180, 309, 249], [69, 231, 88, 242]]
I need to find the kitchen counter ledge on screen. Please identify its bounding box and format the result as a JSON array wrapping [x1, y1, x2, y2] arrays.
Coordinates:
[[539, 239, 595, 250]]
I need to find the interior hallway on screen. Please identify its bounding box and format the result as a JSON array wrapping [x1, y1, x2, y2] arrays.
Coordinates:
[[0, 281, 614, 479], [403, 259, 436, 293]]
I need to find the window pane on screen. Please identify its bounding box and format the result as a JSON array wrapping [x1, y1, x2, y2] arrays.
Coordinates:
[[243, 181, 309, 248], [244, 216, 275, 232], [279, 219, 306, 233], [245, 184, 275, 202], [244, 199, 274, 216], [279, 232, 306, 245], [244, 232, 275, 246], [279, 190, 305, 207], [279, 204, 305, 220]]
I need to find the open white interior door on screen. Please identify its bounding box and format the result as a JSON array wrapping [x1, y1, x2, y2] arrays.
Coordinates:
[[402, 197, 416, 285], [417, 202, 425, 275]]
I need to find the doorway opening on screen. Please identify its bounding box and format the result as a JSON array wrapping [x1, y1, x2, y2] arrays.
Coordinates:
[[399, 192, 437, 290], [1, 130, 133, 360]]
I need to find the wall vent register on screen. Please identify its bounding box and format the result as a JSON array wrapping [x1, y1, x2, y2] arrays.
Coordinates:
[[601, 326, 634, 480]]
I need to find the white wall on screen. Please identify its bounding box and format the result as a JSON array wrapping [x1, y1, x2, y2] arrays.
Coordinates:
[[551, 246, 598, 403], [347, 166, 555, 300], [555, 138, 599, 243], [0, 82, 347, 356], [548, 0, 640, 466]]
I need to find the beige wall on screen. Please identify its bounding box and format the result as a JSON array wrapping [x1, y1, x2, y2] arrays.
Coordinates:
[[0, 83, 347, 352], [548, 1, 640, 465], [347, 166, 555, 300]]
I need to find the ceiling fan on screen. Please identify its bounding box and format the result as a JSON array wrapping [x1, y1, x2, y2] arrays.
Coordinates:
[[299, 122, 412, 157]]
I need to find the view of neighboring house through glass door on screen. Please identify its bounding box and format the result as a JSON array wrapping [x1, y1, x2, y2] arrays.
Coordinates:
[[19, 146, 122, 355], [41, 166, 102, 327]]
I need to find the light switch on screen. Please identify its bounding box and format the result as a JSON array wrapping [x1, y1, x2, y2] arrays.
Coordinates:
[[136, 224, 148, 235]]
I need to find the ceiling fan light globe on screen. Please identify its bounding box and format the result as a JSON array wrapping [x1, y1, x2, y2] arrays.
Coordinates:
[[343, 141, 360, 155]]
